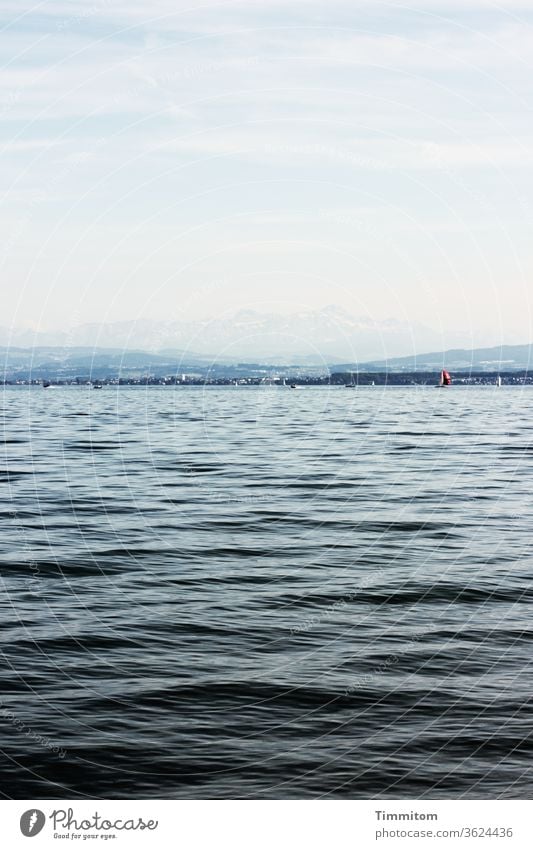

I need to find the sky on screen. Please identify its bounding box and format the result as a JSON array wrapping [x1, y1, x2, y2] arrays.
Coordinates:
[[2, 0, 533, 348]]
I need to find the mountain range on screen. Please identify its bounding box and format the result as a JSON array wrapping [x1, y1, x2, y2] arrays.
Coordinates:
[[0, 306, 472, 364], [2, 308, 531, 377]]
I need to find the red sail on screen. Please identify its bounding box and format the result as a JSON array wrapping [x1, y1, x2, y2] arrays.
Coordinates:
[[442, 369, 452, 385]]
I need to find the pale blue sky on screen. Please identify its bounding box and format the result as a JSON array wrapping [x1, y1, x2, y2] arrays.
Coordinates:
[[2, 0, 533, 346]]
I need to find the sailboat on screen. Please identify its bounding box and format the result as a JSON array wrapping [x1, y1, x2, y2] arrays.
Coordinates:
[[496, 376, 502, 387], [345, 372, 357, 388], [438, 369, 452, 387]]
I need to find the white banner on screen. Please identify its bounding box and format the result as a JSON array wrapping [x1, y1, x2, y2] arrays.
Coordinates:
[[1, 800, 531, 849]]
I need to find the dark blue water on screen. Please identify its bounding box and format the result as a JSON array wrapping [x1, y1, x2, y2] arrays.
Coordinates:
[[1, 385, 533, 799]]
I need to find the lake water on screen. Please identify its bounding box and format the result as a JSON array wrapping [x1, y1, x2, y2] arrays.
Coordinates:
[[1, 385, 532, 799]]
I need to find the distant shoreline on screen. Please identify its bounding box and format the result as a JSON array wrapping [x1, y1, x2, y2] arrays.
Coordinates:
[[2, 371, 532, 388]]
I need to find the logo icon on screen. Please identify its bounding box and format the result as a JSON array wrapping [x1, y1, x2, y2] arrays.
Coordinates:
[[20, 810, 46, 837]]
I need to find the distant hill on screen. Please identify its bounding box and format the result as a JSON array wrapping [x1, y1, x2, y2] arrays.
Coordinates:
[[357, 344, 533, 372], [0, 345, 216, 380], [0, 346, 318, 381], [0, 346, 205, 369], [3, 340, 533, 381]]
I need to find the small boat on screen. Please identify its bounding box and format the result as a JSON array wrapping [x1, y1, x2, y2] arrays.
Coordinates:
[[42, 380, 51, 389], [437, 369, 452, 387], [496, 376, 502, 387], [290, 384, 303, 390]]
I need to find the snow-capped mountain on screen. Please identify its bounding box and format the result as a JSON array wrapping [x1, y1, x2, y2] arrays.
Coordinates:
[[0, 306, 468, 364]]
